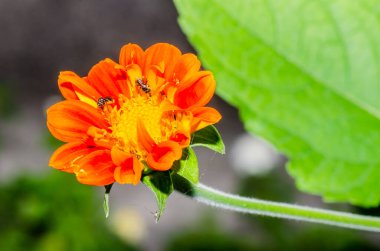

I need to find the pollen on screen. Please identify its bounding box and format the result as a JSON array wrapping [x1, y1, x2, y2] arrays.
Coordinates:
[[108, 93, 168, 156]]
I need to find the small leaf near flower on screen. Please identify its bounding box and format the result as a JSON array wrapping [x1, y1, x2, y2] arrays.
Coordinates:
[[103, 183, 113, 218], [191, 125, 225, 154], [103, 193, 110, 218], [172, 147, 199, 184], [142, 171, 173, 222]]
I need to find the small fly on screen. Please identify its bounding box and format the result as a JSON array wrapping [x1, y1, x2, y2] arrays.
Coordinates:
[[136, 78, 150, 93], [97, 97, 113, 109]]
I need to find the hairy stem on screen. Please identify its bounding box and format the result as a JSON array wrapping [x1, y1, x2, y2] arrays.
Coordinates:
[[172, 174, 380, 232]]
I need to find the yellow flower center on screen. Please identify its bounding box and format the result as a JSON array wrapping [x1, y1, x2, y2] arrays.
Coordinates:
[[104, 90, 186, 159], [110, 94, 163, 147], [88, 67, 194, 161]]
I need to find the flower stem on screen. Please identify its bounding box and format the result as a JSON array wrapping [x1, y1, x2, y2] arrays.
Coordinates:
[[172, 174, 380, 232]]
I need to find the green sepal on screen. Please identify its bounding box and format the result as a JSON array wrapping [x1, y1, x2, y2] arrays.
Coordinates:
[[142, 171, 173, 222], [103, 183, 113, 218], [172, 147, 199, 184], [191, 125, 225, 154]]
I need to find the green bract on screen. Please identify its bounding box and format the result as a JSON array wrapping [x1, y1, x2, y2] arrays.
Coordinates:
[[175, 0, 380, 207], [191, 125, 225, 154], [143, 126, 224, 219], [173, 147, 199, 184], [142, 171, 173, 221]]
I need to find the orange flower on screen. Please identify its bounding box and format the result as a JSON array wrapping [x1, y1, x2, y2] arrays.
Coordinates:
[[47, 43, 221, 186]]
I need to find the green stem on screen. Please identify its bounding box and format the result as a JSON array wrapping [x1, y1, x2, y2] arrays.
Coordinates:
[[172, 174, 380, 232]]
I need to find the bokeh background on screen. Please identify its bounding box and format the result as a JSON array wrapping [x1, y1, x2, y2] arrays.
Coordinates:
[[0, 0, 380, 250]]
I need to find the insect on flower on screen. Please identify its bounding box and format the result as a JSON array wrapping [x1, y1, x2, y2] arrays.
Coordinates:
[[47, 43, 221, 186], [97, 97, 113, 109], [136, 78, 150, 93]]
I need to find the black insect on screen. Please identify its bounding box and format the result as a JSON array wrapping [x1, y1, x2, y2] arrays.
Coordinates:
[[97, 97, 113, 109], [136, 78, 150, 93]]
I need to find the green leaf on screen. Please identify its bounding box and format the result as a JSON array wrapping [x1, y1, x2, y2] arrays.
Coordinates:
[[191, 125, 225, 154], [103, 184, 113, 218], [142, 171, 173, 221], [175, 0, 380, 207], [103, 193, 110, 218], [172, 147, 199, 184]]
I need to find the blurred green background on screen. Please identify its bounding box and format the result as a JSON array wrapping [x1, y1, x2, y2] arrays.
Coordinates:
[[0, 0, 379, 250]]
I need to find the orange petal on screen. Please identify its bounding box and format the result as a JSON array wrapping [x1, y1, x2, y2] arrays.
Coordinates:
[[174, 71, 216, 109], [49, 142, 100, 173], [147, 141, 182, 171], [75, 149, 115, 186], [160, 99, 180, 113], [170, 114, 192, 147], [137, 120, 156, 152], [164, 85, 177, 104], [145, 67, 167, 93], [87, 59, 127, 99], [46, 100, 108, 143], [119, 43, 145, 67], [124, 64, 144, 98], [87, 126, 114, 149], [190, 106, 222, 132], [170, 130, 191, 148], [58, 71, 100, 107], [111, 147, 142, 185], [174, 53, 201, 82], [144, 43, 181, 80]]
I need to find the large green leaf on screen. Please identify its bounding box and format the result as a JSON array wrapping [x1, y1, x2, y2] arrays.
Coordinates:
[[175, 0, 380, 207]]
